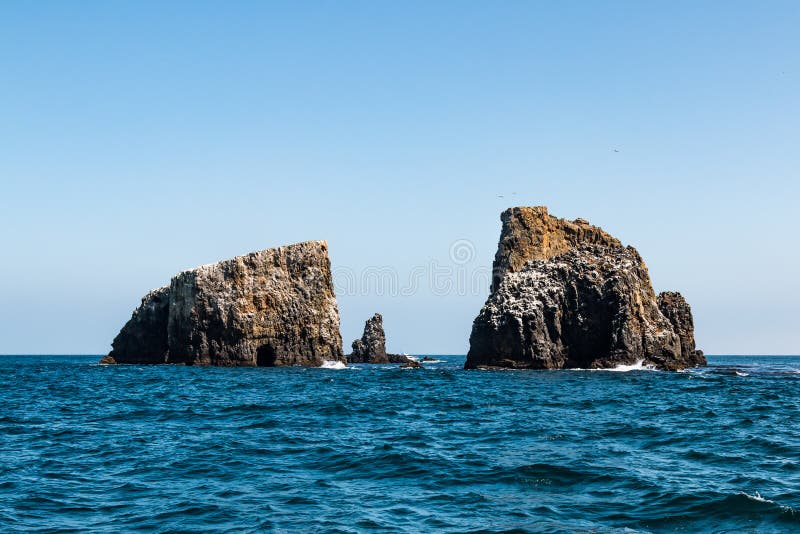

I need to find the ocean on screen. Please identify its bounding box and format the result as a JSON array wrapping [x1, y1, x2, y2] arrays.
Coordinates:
[[1, 355, 799, 533]]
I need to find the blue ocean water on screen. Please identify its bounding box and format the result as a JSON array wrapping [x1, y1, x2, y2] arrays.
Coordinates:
[[1, 356, 800, 533]]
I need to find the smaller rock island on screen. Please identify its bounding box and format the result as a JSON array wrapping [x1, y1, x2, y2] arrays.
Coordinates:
[[347, 313, 411, 364]]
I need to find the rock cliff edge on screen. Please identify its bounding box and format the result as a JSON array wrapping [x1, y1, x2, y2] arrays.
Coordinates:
[[103, 241, 344, 366]]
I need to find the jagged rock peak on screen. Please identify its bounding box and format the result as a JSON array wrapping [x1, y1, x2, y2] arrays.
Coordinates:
[[491, 206, 622, 292], [347, 313, 411, 364], [103, 240, 344, 367], [350, 313, 388, 363]]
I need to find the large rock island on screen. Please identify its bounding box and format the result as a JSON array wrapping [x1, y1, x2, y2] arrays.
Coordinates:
[[465, 207, 705, 371], [102, 240, 345, 366]]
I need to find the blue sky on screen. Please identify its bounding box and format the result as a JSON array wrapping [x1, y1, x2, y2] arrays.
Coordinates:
[[1, 1, 798, 354]]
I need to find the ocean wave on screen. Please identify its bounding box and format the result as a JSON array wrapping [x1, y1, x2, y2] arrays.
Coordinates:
[[703, 492, 800, 520], [319, 360, 347, 369], [5, 354, 800, 532]]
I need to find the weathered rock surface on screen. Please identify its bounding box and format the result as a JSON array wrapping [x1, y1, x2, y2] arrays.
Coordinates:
[[104, 241, 344, 366], [657, 291, 705, 369], [349, 313, 388, 363], [491, 206, 621, 292], [466, 207, 705, 371], [347, 313, 410, 364]]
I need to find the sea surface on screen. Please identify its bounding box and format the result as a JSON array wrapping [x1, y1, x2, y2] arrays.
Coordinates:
[[2, 355, 800, 533]]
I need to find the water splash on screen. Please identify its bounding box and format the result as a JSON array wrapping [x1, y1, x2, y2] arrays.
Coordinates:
[[319, 360, 346, 369]]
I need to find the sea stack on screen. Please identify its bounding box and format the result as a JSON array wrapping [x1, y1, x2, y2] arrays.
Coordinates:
[[465, 207, 706, 371], [348, 313, 410, 364], [103, 241, 344, 366]]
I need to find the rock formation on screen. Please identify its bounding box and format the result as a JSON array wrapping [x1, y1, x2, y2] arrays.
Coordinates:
[[347, 313, 410, 364], [103, 287, 171, 364], [103, 241, 344, 366], [466, 207, 706, 371], [657, 291, 705, 369], [349, 313, 388, 363], [491, 206, 621, 293]]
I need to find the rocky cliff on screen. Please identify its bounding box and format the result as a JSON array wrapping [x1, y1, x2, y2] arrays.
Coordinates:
[[466, 207, 705, 371], [491, 206, 621, 292], [348, 313, 410, 364], [103, 241, 344, 366], [102, 287, 170, 364], [657, 291, 705, 369]]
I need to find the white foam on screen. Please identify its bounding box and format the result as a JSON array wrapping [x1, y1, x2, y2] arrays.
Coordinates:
[[319, 360, 346, 370], [568, 360, 656, 372], [607, 360, 656, 372], [741, 491, 773, 503]]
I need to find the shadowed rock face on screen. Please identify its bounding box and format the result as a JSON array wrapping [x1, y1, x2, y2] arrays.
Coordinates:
[[467, 207, 705, 371], [658, 291, 705, 369], [103, 287, 170, 364], [348, 313, 410, 364], [349, 313, 388, 363], [103, 241, 344, 366]]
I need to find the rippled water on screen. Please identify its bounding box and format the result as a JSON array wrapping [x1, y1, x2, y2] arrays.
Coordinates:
[[2, 355, 800, 532]]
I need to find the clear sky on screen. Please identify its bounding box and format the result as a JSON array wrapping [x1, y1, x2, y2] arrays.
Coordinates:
[[1, 1, 798, 355]]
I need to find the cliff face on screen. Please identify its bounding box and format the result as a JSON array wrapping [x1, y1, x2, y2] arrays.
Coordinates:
[[491, 206, 621, 292], [657, 291, 705, 370], [467, 207, 705, 371], [104, 241, 344, 366], [105, 287, 170, 364]]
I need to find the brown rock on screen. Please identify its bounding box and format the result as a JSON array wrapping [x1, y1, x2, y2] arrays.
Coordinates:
[[467, 208, 704, 371], [657, 291, 706, 369], [348, 313, 388, 363], [347, 313, 411, 364], [103, 241, 344, 367], [491, 206, 621, 292]]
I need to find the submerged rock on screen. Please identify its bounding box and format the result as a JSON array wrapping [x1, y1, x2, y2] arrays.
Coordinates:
[[347, 313, 410, 364], [466, 207, 705, 371], [104, 241, 344, 367], [400, 359, 423, 369]]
